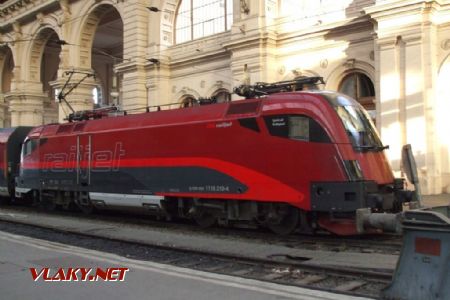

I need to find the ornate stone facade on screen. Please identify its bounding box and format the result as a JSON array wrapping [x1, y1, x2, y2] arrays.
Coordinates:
[[1, 0, 450, 195]]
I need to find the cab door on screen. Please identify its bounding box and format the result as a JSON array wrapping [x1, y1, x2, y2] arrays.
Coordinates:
[[76, 134, 92, 188]]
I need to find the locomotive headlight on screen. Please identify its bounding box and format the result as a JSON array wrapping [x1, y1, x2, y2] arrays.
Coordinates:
[[343, 160, 364, 181]]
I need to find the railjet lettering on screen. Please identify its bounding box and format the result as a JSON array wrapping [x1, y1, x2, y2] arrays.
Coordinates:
[[43, 142, 125, 172], [30, 267, 129, 282]]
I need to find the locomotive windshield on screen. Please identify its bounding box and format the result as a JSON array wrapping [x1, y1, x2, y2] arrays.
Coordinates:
[[335, 105, 385, 151]]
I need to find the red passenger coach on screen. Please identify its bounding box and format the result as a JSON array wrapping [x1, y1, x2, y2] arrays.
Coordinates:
[[0, 127, 32, 203], [15, 78, 412, 235]]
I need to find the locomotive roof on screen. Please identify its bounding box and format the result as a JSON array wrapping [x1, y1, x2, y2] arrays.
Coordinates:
[[32, 91, 350, 138]]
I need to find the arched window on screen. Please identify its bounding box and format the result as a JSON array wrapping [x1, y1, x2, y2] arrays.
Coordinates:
[[93, 87, 101, 107], [40, 33, 60, 99], [176, 0, 233, 44], [212, 89, 231, 103], [339, 72, 375, 118], [180, 95, 198, 108], [1, 48, 14, 93]]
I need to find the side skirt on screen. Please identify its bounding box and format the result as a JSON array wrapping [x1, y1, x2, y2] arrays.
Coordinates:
[[89, 192, 164, 211]]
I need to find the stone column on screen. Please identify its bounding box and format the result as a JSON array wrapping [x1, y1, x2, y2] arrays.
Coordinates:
[[146, 60, 170, 108], [146, 2, 172, 108], [226, 0, 279, 100], [116, 63, 147, 112], [420, 20, 441, 195], [6, 91, 44, 126], [376, 37, 404, 170], [367, 1, 442, 194], [2, 22, 46, 127], [119, 0, 149, 111]]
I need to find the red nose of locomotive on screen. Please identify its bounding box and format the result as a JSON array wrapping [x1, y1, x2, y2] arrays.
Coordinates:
[[357, 151, 395, 184], [305, 92, 413, 234]]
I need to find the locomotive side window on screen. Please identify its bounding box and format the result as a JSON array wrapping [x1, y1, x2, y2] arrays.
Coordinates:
[[22, 139, 38, 157], [238, 118, 260, 132], [309, 119, 332, 143], [264, 115, 331, 143], [289, 117, 309, 141]]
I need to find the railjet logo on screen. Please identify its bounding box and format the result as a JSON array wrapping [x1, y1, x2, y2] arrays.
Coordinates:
[[30, 267, 129, 282]]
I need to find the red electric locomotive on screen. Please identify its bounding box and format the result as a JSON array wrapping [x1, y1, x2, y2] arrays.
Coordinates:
[[14, 77, 412, 235]]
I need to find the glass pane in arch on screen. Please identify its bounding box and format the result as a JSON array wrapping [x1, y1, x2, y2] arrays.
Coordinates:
[[176, 0, 192, 43], [339, 72, 376, 123], [339, 72, 375, 100], [213, 90, 231, 103], [358, 73, 375, 98], [180, 95, 197, 108], [339, 73, 357, 99], [176, 0, 233, 44], [193, 0, 225, 39], [226, 0, 233, 30]]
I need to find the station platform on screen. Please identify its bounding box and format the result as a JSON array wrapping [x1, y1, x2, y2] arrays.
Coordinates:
[[0, 230, 369, 300], [0, 208, 399, 272]]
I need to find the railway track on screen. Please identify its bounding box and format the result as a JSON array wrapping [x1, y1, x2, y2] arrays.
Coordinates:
[[0, 205, 403, 256], [0, 219, 392, 299]]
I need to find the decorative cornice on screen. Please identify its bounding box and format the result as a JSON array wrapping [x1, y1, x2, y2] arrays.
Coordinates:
[[0, 0, 59, 30], [365, 0, 443, 20], [0, 0, 33, 18], [223, 32, 277, 53], [114, 61, 147, 74]]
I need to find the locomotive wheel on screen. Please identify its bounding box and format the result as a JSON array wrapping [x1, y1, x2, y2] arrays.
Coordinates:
[[193, 211, 217, 228], [32, 190, 57, 211], [266, 205, 300, 235], [75, 193, 95, 214], [76, 200, 95, 214]]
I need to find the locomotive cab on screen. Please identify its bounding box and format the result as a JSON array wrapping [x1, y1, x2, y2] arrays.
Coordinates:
[[236, 78, 414, 235], [301, 92, 413, 234]]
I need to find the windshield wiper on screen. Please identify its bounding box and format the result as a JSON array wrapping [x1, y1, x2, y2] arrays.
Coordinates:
[[355, 145, 389, 151]]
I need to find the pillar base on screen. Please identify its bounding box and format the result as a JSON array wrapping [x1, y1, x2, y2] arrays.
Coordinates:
[[7, 92, 45, 126]]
